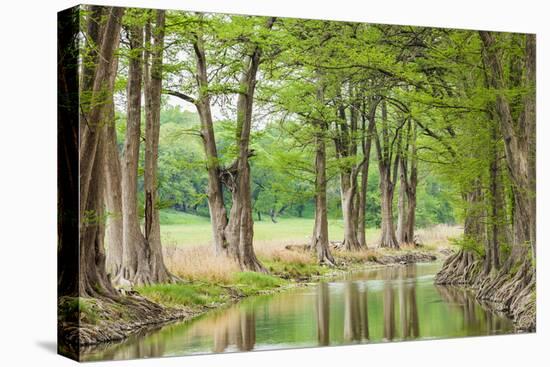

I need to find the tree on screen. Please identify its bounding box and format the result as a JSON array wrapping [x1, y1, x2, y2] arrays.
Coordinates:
[[310, 75, 337, 265], [142, 9, 174, 283], [356, 96, 380, 248], [396, 118, 418, 245], [479, 31, 536, 265], [374, 101, 403, 248], [103, 57, 124, 278], [78, 6, 125, 297], [118, 12, 151, 285], [165, 14, 276, 271]]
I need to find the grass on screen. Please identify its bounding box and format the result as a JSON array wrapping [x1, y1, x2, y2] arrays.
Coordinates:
[[160, 210, 460, 282], [137, 272, 288, 309], [145, 210, 461, 310], [160, 211, 379, 248], [416, 224, 463, 250], [137, 282, 226, 308], [58, 297, 99, 324], [232, 272, 287, 296]]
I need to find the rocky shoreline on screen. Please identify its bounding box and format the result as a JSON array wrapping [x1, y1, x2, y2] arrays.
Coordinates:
[[434, 250, 536, 332]]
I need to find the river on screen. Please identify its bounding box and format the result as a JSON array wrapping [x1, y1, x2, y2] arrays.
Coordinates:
[[81, 262, 514, 361]]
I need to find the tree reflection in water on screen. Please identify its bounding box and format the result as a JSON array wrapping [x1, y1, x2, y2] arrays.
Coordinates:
[[80, 264, 515, 361], [342, 281, 370, 343], [435, 285, 506, 334], [212, 307, 256, 352], [399, 265, 419, 339], [316, 282, 330, 345]]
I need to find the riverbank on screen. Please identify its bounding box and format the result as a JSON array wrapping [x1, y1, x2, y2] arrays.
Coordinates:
[[435, 250, 536, 332], [58, 246, 442, 357]]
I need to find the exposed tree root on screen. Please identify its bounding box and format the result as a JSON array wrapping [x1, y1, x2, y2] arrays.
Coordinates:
[[58, 294, 192, 350], [435, 250, 535, 331]]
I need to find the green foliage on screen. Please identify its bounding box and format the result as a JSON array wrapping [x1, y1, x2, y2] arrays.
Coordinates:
[[137, 283, 226, 308], [58, 297, 99, 324], [263, 260, 329, 279], [450, 235, 485, 258], [232, 272, 287, 295]]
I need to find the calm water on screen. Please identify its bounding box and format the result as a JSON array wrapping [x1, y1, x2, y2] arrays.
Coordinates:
[[81, 263, 514, 361]]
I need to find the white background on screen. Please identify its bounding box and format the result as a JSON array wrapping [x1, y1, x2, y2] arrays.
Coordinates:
[[1, 0, 548, 366]]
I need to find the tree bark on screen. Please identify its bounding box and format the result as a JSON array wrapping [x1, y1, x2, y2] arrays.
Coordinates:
[[340, 174, 360, 250], [143, 10, 174, 283], [397, 118, 417, 245], [334, 86, 362, 251], [479, 31, 536, 264], [119, 21, 151, 285], [357, 98, 379, 248], [374, 101, 400, 249], [311, 76, 336, 266], [396, 158, 408, 243], [378, 166, 398, 248], [311, 131, 336, 265], [191, 31, 230, 256], [221, 18, 276, 272], [78, 6, 124, 297], [487, 121, 502, 272], [405, 121, 418, 245], [169, 17, 275, 272], [103, 57, 123, 279]]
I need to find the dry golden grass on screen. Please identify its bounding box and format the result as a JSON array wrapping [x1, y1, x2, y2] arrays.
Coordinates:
[[333, 248, 378, 263], [415, 224, 462, 249], [162, 225, 461, 283], [163, 245, 240, 284], [254, 240, 316, 265], [163, 240, 317, 283]]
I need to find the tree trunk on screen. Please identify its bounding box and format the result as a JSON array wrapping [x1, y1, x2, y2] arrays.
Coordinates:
[[357, 98, 379, 248], [169, 18, 275, 271], [192, 32, 229, 256], [340, 173, 360, 250], [464, 181, 485, 244], [396, 159, 408, 244], [78, 7, 124, 297], [487, 122, 502, 272], [143, 10, 174, 283], [119, 22, 151, 285], [311, 76, 336, 266], [405, 122, 418, 245], [103, 57, 123, 279], [311, 132, 336, 265], [334, 85, 361, 251], [379, 167, 398, 248], [397, 119, 417, 245], [269, 208, 278, 223], [222, 18, 276, 272], [479, 31, 536, 264], [374, 101, 400, 249]]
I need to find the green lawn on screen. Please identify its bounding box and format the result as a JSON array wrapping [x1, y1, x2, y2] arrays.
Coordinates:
[[159, 209, 378, 247]]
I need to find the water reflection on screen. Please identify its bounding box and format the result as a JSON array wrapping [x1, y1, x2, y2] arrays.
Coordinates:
[[316, 282, 330, 345], [213, 308, 256, 352], [399, 266, 419, 339], [435, 285, 507, 334], [343, 282, 369, 342], [81, 263, 515, 361]]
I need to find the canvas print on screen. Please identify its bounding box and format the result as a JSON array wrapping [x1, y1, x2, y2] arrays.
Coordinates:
[[57, 4, 536, 362]]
